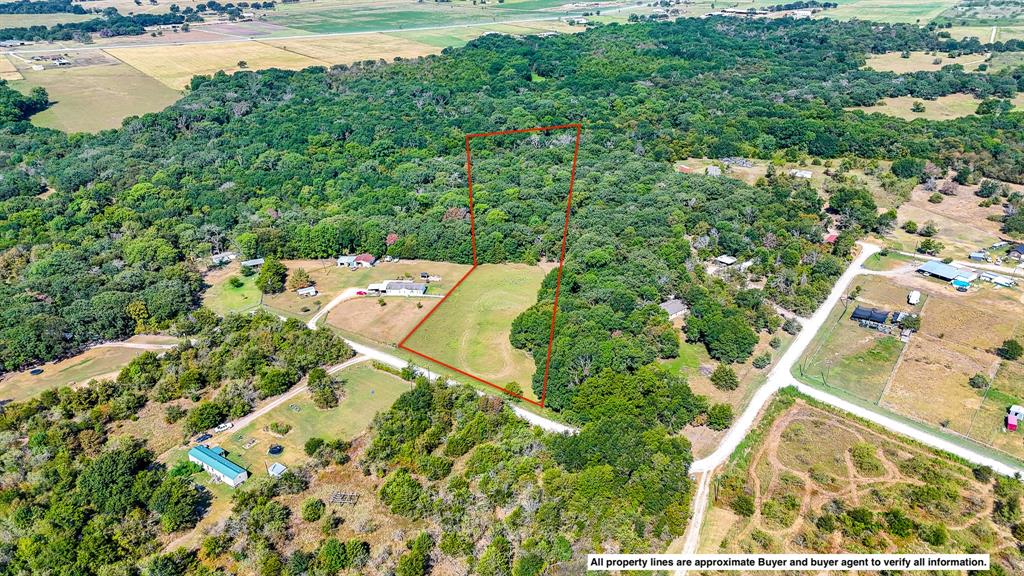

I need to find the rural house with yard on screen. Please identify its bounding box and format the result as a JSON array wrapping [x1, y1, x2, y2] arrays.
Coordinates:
[[210, 252, 237, 266], [916, 260, 977, 283], [240, 258, 265, 269], [354, 254, 377, 268], [188, 445, 248, 487], [336, 255, 356, 267], [368, 280, 427, 296], [659, 299, 688, 319]]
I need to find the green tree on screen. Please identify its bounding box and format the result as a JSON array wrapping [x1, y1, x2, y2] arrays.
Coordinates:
[[998, 339, 1023, 360], [710, 365, 739, 391], [255, 257, 287, 294], [707, 403, 734, 430]]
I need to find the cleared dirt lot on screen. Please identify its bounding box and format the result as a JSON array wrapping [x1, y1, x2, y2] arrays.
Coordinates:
[[700, 399, 1019, 565]]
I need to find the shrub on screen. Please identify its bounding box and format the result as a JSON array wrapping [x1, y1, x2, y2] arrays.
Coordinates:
[[902, 220, 918, 233], [710, 365, 739, 391], [707, 403, 734, 430], [164, 405, 186, 424], [301, 498, 325, 522], [998, 339, 1022, 360], [731, 493, 755, 517], [928, 192, 943, 204], [769, 336, 781, 349], [269, 421, 292, 435], [304, 437, 325, 456], [752, 352, 771, 369], [968, 373, 989, 389], [782, 318, 800, 335], [918, 522, 949, 546], [228, 276, 244, 288], [973, 465, 993, 483]]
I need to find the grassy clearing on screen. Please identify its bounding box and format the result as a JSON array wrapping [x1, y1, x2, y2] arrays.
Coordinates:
[[401, 263, 547, 400], [0, 335, 179, 403], [325, 296, 437, 345], [10, 63, 181, 132], [848, 93, 981, 121], [861, 250, 915, 271], [202, 263, 262, 316], [262, 33, 442, 64], [885, 183, 1006, 258], [0, 55, 21, 81], [863, 50, 987, 73], [221, 363, 411, 475]]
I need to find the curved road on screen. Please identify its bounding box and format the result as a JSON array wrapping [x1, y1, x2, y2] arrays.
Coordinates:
[[306, 288, 576, 435]]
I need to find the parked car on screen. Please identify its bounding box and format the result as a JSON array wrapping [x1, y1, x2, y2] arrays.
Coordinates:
[[356, 290, 367, 296], [267, 444, 283, 455], [213, 422, 233, 433], [29, 368, 43, 376], [194, 433, 212, 443]]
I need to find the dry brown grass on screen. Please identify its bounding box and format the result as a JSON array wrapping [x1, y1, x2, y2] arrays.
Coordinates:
[[886, 184, 1006, 257], [863, 51, 988, 73], [263, 34, 442, 64], [0, 54, 22, 81], [847, 93, 981, 121], [880, 335, 995, 434], [326, 296, 435, 345]]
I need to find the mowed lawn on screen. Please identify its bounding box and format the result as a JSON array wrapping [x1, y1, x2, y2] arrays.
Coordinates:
[[402, 263, 548, 399], [167, 363, 412, 478], [0, 335, 179, 403], [202, 263, 262, 316], [797, 276, 917, 401], [11, 63, 181, 132]]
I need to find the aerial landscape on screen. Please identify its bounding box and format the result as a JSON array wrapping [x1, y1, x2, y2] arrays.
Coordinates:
[[2, 0, 1024, 573]]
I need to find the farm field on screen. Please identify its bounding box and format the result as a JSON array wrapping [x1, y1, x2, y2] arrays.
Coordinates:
[[813, 0, 959, 22], [862, 50, 987, 73], [0, 54, 20, 81], [847, 93, 983, 120], [797, 275, 919, 402], [0, 335, 180, 403], [401, 263, 548, 400], [0, 13, 93, 28], [10, 63, 181, 132], [202, 262, 262, 316], [263, 258, 470, 321], [698, 395, 1021, 571]]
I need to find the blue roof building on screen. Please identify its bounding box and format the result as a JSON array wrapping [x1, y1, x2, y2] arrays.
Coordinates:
[[188, 445, 248, 487]]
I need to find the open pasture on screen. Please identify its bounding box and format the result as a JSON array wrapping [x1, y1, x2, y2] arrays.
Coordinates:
[[11, 62, 181, 132], [201, 262, 262, 316], [0, 335, 179, 403], [863, 50, 987, 73], [401, 263, 548, 400], [848, 93, 982, 121]]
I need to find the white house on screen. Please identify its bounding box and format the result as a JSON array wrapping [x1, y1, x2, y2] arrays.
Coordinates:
[[296, 286, 318, 297], [188, 445, 248, 487], [368, 280, 427, 296], [337, 255, 357, 267], [210, 252, 237, 265], [788, 169, 813, 179], [240, 258, 265, 268]]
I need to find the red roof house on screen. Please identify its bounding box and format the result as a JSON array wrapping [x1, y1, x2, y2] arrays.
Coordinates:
[[354, 253, 377, 268], [823, 233, 838, 244]]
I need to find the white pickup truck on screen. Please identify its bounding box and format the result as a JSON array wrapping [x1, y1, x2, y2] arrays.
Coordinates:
[[213, 422, 233, 433]]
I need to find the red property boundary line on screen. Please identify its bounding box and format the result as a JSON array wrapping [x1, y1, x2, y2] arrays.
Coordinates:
[[397, 123, 582, 408]]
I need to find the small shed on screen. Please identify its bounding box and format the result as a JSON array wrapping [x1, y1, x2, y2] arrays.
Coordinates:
[[1008, 414, 1018, 432], [1010, 405, 1024, 420], [969, 251, 988, 262], [907, 290, 921, 305], [659, 299, 688, 319], [297, 286, 318, 297], [354, 253, 377, 268], [268, 462, 288, 478], [336, 255, 357, 267], [240, 258, 265, 268], [715, 255, 737, 266]]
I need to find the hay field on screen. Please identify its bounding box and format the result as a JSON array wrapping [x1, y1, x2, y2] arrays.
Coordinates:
[[0, 54, 21, 81], [105, 41, 326, 89], [401, 263, 547, 400], [847, 93, 981, 121], [814, 0, 959, 22], [0, 13, 92, 27], [863, 50, 987, 73], [262, 33, 442, 65], [11, 63, 181, 132]]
